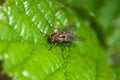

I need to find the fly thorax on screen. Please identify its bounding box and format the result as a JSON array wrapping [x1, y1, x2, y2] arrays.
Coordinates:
[[58, 34, 66, 42]]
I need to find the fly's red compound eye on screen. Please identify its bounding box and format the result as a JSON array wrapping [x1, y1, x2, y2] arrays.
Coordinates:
[[49, 33, 60, 42]]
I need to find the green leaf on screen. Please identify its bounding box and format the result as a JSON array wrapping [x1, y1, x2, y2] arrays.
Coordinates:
[[0, 0, 115, 80], [58, 0, 120, 79]]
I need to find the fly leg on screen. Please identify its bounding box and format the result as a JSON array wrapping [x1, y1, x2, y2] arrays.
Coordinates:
[[66, 42, 72, 51], [60, 44, 66, 59], [62, 42, 72, 60], [49, 43, 57, 51], [60, 43, 70, 59]]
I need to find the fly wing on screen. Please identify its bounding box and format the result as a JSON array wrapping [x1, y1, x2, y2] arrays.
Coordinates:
[[61, 25, 77, 34], [72, 34, 85, 41]]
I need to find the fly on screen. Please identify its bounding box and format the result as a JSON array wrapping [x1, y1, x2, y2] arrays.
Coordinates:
[[47, 25, 85, 58]]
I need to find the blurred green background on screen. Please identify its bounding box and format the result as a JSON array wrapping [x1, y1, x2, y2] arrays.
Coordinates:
[[0, 0, 120, 80]]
